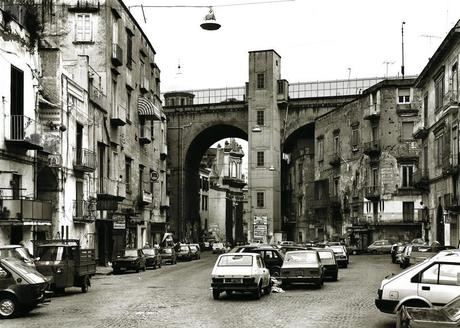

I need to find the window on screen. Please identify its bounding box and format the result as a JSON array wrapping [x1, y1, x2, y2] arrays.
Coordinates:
[[125, 157, 132, 193], [297, 162, 303, 184], [452, 63, 458, 96], [257, 73, 265, 89], [435, 73, 444, 110], [421, 264, 460, 286], [372, 168, 378, 187], [76, 14, 91, 42], [436, 135, 444, 167], [149, 169, 154, 193], [398, 88, 410, 103], [256, 192, 264, 208], [423, 94, 428, 124], [298, 197, 303, 216], [401, 122, 414, 140], [257, 151, 264, 167], [126, 89, 131, 122], [402, 202, 414, 222], [126, 32, 133, 69], [317, 138, 324, 161], [401, 165, 414, 187], [351, 127, 359, 150], [333, 135, 340, 154], [201, 195, 208, 211], [371, 126, 379, 142], [334, 178, 339, 197], [256, 110, 264, 125], [139, 165, 144, 194], [277, 80, 285, 94]]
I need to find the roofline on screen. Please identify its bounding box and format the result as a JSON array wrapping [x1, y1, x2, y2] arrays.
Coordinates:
[[248, 49, 282, 58], [415, 20, 460, 87], [117, 0, 157, 55]]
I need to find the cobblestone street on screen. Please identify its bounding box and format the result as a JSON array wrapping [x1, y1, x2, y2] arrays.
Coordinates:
[[6, 252, 403, 328]]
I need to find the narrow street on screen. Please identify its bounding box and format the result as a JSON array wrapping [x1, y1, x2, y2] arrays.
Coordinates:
[[8, 253, 402, 328]]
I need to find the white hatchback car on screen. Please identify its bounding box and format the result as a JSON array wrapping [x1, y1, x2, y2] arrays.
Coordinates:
[[211, 253, 271, 300]]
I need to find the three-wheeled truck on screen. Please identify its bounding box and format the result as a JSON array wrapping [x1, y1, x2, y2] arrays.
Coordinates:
[[33, 239, 96, 293]]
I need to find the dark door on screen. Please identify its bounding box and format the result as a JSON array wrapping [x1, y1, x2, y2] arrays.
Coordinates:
[[437, 204, 445, 244], [76, 123, 83, 164], [10, 226, 23, 244], [76, 180, 83, 217], [12, 174, 21, 199], [10, 66, 24, 140]]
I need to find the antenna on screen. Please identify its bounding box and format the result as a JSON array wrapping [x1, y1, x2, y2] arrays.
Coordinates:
[[401, 21, 406, 79], [382, 61, 395, 77]]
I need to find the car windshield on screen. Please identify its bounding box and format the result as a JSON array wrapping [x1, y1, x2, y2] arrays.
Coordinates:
[[161, 248, 172, 254], [318, 251, 335, 264], [190, 246, 197, 251], [124, 250, 138, 257], [218, 255, 253, 266], [284, 252, 318, 264], [443, 297, 460, 321], [329, 246, 344, 253], [213, 243, 224, 248], [142, 249, 156, 255], [37, 246, 63, 261], [0, 247, 32, 261], [181, 246, 189, 251]]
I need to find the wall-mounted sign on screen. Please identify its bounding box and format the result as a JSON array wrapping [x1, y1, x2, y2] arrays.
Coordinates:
[[48, 154, 61, 167]]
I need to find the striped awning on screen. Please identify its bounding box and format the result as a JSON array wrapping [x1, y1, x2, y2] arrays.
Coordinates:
[[138, 96, 161, 120]]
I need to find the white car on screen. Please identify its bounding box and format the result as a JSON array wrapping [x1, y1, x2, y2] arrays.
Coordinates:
[[210, 253, 271, 300], [212, 242, 226, 254], [376, 255, 460, 314]]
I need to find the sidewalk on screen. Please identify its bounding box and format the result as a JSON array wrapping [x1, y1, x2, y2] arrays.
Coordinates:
[[95, 265, 113, 276]]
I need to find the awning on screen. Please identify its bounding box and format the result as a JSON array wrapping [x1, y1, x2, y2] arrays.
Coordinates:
[[138, 96, 161, 120]]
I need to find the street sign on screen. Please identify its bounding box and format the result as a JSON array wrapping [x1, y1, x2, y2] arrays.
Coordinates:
[[150, 170, 159, 182]]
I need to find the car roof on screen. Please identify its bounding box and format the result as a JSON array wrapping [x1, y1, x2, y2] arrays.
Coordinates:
[[285, 250, 317, 254], [0, 245, 23, 249], [220, 252, 259, 257], [432, 255, 460, 263]]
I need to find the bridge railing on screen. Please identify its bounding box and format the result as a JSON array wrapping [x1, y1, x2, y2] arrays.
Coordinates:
[[162, 76, 417, 105]]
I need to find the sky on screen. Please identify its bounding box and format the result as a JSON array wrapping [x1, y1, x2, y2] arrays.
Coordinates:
[[123, 0, 460, 92]]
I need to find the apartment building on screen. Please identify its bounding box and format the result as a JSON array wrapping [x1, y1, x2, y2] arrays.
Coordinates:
[[37, 0, 168, 264], [414, 19, 460, 247]]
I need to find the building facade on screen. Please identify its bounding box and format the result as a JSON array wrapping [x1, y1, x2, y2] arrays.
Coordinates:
[[414, 20, 460, 247], [0, 4, 53, 252], [30, 0, 167, 264]]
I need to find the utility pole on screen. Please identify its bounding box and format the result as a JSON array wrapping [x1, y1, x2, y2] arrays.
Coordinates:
[[401, 21, 406, 78]]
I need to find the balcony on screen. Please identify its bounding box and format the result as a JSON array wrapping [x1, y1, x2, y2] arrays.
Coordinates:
[[396, 141, 420, 160], [444, 193, 460, 212], [413, 120, 428, 139], [139, 124, 152, 145], [111, 43, 123, 67], [5, 115, 43, 150], [72, 200, 95, 223], [110, 104, 127, 126], [73, 148, 96, 172], [277, 79, 289, 103], [396, 102, 418, 115], [97, 177, 126, 201], [363, 140, 381, 156], [0, 198, 52, 224], [68, 0, 100, 12], [160, 144, 168, 160], [442, 154, 460, 175], [222, 176, 247, 189], [140, 77, 150, 93], [363, 104, 380, 120], [364, 185, 380, 200], [443, 90, 459, 115], [412, 169, 429, 191], [329, 151, 341, 167], [138, 190, 152, 205]]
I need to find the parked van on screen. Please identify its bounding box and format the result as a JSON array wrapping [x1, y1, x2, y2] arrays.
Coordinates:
[[376, 255, 460, 314]]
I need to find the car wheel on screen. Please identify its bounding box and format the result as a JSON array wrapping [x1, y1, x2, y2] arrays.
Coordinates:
[[271, 268, 281, 278], [0, 295, 17, 319], [212, 290, 220, 300], [254, 283, 262, 300]]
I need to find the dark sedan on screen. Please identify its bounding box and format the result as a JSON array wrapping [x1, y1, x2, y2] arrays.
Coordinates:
[[280, 250, 324, 288], [239, 246, 284, 277], [177, 245, 193, 261], [143, 248, 162, 269], [160, 247, 177, 265], [317, 248, 338, 281], [112, 249, 146, 274]]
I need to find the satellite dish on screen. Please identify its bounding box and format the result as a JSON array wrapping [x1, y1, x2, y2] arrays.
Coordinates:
[[200, 7, 221, 31]]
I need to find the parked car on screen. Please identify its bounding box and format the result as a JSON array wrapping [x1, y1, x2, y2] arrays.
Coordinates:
[[280, 250, 324, 288], [210, 253, 271, 300], [112, 249, 146, 274], [177, 245, 193, 261], [327, 245, 349, 268], [375, 255, 460, 314], [231, 244, 274, 253], [0, 245, 35, 268], [160, 247, 177, 265], [212, 242, 226, 254], [317, 248, 339, 281], [238, 246, 284, 277], [0, 258, 49, 319], [395, 244, 409, 264], [34, 239, 96, 293], [397, 294, 460, 328], [280, 241, 295, 246], [391, 243, 407, 263], [189, 244, 201, 260], [143, 248, 162, 269], [367, 240, 393, 254], [278, 245, 308, 255]]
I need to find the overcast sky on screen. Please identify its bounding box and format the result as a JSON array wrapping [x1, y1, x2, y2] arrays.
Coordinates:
[[124, 0, 460, 92]]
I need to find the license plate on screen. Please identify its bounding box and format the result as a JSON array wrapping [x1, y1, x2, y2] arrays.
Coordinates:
[[120, 267, 126, 270], [225, 278, 242, 283]]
